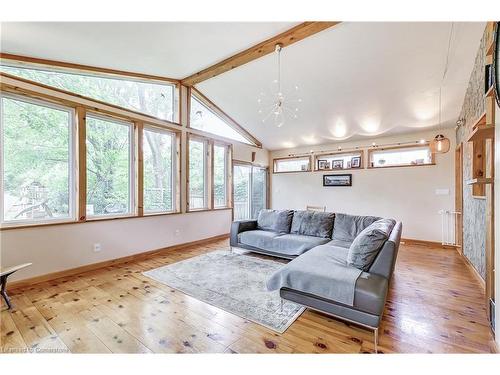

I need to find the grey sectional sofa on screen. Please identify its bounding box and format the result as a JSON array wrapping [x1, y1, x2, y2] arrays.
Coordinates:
[[230, 209, 402, 351]]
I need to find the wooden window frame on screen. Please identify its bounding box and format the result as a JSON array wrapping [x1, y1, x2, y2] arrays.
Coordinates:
[[186, 134, 212, 212], [0, 57, 181, 125], [0, 82, 184, 230], [141, 124, 181, 216], [367, 144, 436, 169], [212, 141, 233, 209], [0, 92, 78, 227], [273, 155, 312, 174], [84, 112, 136, 220], [188, 87, 261, 148], [313, 150, 365, 171], [186, 134, 234, 212]]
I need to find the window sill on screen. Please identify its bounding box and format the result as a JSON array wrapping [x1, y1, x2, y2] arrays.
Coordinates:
[[272, 170, 312, 174], [143, 211, 181, 217], [0, 219, 78, 231], [368, 163, 436, 169], [0, 210, 200, 231], [186, 207, 233, 213]]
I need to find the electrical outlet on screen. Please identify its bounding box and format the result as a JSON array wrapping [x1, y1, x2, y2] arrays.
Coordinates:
[[93, 243, 102, 252], [174, 229, 180, 236]]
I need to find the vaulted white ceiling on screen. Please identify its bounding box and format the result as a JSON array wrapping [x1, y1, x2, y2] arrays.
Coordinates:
[[0, 22, 296, 78], [198, 22, 485, 150], [1, 22, 485, 150]]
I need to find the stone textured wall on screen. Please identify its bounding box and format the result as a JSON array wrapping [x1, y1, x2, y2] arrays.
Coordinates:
[[455, 29, 487, 278]]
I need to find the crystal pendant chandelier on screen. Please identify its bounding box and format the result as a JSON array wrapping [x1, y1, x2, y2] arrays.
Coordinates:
[[258, 44, 302, 128]]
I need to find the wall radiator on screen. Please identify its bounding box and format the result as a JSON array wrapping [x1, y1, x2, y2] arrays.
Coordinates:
[[438, 210, 460, 246]]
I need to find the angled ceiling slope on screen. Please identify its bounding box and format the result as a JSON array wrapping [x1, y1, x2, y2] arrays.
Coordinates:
[[0, 22, 297, 79], [197, 22, 485, 150]]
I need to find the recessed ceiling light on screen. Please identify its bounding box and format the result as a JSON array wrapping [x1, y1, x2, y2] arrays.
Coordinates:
[[332, 121, 347, 138]]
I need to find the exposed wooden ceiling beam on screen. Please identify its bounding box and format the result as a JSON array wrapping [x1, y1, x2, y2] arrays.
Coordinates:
[[0, 53, 179, 84], [181, 21, 341, 86]]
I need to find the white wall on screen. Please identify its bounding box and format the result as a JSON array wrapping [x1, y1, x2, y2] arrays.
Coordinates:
[[270, 129, 456, 242], [0, 210, 231, 282]]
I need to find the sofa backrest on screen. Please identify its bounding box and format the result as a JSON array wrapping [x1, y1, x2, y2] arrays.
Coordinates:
[[331, 213, 381, 241], [368, 221, 403, 279], [290, 210, 335, 238], [257, 209, 294, 233]]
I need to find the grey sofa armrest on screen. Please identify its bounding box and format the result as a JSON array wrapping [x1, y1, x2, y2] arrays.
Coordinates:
[[368, 222, 402, 279], [230, 220, 258, 247]]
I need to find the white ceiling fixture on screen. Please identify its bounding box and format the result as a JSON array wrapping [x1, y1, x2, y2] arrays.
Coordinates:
[[258, 44, 302, 128]]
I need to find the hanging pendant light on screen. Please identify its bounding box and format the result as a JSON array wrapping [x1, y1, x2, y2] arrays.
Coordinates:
[[430, 24, 454, 154], [258, 44, 301, 128], [430, 134, 450, 153]]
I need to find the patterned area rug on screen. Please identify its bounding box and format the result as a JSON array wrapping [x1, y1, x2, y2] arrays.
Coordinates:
[[143, 250, 305, 333]]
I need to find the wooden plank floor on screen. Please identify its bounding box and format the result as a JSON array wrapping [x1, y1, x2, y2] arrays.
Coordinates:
[[1, 239, 496, 353]]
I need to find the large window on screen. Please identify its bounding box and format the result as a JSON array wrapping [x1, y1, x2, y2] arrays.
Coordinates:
[[369, 145, 434, 168], [0, 95, 74, 224], [0, 64, 176, 122], [233, 164, 267, 220], [213, 144, 229, 208], [188, 138, 208, 210], [190, 93, 252, 145], [86, 115, 133, 217], [143, 127, 177, 214], [273, 156, 311, 173]]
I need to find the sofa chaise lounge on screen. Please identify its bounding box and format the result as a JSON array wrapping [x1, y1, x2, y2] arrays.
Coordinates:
[[230, 209, 402, 351]]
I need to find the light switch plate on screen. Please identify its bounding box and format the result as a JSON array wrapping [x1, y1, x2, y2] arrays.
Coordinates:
[[435, 189, 450, 195]]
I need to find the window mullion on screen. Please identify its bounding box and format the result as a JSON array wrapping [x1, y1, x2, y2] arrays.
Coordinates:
[[136, 121, 144, 217], [208, 140, 214, 210], [76, 106, 87, 222]]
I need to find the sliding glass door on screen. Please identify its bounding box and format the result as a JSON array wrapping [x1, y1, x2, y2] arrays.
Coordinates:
[[233, 164, 267, 220]]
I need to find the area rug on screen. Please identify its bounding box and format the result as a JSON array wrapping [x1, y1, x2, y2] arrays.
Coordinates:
[[143, 250, 305, 333]]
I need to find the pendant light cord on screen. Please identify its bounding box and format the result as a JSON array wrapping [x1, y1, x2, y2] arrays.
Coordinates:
[[277, 45, 282, 95], [439, 23, 454, 132]]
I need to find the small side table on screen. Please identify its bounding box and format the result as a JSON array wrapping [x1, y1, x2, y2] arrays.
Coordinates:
[[1, 263, 32, 310]]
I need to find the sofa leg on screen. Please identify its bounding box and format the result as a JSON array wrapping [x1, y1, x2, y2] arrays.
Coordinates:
[[280, 298, 284, 312], [373, 327, 378, 354]]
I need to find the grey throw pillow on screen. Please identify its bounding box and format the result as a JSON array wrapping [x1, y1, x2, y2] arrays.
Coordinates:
[[346, 219, 396, 271], [290, 210, 335, 238], [332, 213, 381, 242], [257, 209, 293, 234]]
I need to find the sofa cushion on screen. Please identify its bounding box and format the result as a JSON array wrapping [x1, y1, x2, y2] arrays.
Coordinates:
[[267, 244, 363, 306], [238, 230, 281, 251], [347, 219, 396, 271], [332, 213, 381, 242], [327, 238, 353, 249], [290, 210, 335, 238], [257, 209, 293, 234], [273, 234, 330, 256]]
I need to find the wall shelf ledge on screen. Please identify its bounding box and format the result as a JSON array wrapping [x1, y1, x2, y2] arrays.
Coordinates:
[[467, 124, 495, 142], [466, 177, 493, 185]]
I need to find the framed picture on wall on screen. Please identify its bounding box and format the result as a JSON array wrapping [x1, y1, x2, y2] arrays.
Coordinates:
[[318, 159, 330, 170], [351, 156, 361, 168], [332, 160, 344, 169], [323, 174, 352, 187]]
